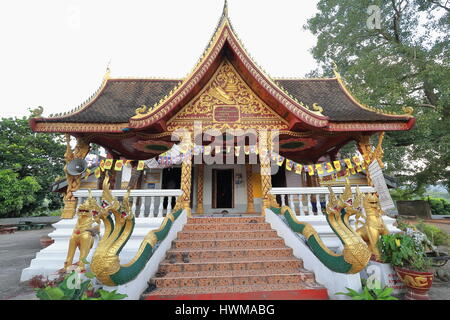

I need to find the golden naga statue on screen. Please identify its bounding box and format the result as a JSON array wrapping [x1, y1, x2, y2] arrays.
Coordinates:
[[89, 171, 185, 286], [355, 192, 389, 261], [64, 191, 101, 271]]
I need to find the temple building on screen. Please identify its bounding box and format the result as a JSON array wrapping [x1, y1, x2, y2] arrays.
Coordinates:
[[24, 2, 415, 300]]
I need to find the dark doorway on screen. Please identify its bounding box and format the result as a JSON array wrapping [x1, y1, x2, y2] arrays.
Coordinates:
[[212, 169, 234, 209], [271, 165, 287, 206], [162, 167, 181, 209]]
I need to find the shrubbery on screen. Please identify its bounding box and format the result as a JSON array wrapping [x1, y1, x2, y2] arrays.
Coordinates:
[[425, 198, 450, 216], [416, 220, 450, 247]]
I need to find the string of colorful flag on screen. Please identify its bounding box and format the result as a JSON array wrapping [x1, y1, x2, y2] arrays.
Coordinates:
[[86, 144, 371, 183]]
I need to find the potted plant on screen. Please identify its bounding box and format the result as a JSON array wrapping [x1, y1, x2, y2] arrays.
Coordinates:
[[378, 233, 434, 300]]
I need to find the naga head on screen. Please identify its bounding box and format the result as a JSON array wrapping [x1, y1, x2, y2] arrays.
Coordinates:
[[100, 171, 120, 214], [340, 178, 353, 207]]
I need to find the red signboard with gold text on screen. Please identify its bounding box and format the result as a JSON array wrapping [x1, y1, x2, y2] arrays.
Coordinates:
[[213, 105, 240, 122]]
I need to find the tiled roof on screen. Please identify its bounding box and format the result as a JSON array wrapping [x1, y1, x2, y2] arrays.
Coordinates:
[[39, 78, 409, 124], [276, 79, 408, 122], [43, 79, 179, 123]]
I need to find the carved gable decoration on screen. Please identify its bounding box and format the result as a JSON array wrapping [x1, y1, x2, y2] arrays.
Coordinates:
[[167, 60, 289, 132]]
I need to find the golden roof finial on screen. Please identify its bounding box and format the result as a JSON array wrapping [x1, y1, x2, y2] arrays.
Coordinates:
[[223, 0, 229, 17], [331, 60, 341, 79], [104, 59, 111, 80]]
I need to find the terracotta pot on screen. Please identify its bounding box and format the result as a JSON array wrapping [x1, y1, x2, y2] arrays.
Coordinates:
[[40, 235, 54, 248], [394, 266, 434, 300]]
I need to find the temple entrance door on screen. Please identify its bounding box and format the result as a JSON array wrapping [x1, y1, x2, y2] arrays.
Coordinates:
[[212, 169, 234, 209], [162, 167, 181, 209], [271, 165, 286, 205]]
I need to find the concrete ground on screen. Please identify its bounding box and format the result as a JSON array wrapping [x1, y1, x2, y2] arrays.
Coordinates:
[[0, 221, 448, 300], [0, 227, 54, 300]]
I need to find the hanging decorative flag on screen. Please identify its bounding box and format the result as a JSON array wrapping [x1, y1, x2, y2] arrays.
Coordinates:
[[295, 164, 303, 174], [114, 160, 124, 171], [215, 146, 221, 154], [361, 162, 367, 170], [286, 159, 293, 171], [307, 165, 315, 176], [226, 146, 232, 154], [363, 154, 371, 164], [333, 160, 341, 171], [271, 152, 278, 162], [350, 167, 357, 175], [94, 167, 101, 178], [352, 156, 362, 166], [325, 162, 334, 173], [244, 146, 250, 155], [125, 160, 132, 167], [315, 164, 324, 175], [193, 145, 200, 155], [235, 146, 241, 156], [356, 165, 362, 172], [99, 160, 105, 172], [344, 158, 353, 169], [204, 145, 211, 155], [276, 155, 285, 166], [137, 160, 145, 171], [84, 168, 91, 180], [104, 159, 113, 170]]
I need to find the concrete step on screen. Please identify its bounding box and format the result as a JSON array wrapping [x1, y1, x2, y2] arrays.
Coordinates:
[[176, 229, 278, 240]]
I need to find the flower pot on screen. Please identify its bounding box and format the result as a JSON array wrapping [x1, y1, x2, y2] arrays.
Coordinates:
[[40, 235, 54, 248], [394, 266, 434, 300]]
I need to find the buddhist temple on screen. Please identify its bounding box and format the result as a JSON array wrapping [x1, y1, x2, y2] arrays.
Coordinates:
[[23, 2, 415, 300]]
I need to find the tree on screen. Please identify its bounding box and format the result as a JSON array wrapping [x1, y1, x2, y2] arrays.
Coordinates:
[[0, 117, 66, 215], [0, 169, 41, 217], [305, 0, 449, 195]]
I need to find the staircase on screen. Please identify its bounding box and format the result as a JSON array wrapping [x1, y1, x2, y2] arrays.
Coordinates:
[[142, 216, 328, 300]]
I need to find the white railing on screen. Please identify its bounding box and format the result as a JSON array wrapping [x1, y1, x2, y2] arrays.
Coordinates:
[[270, 187, 376, 216], [72, 189, 183, 218]]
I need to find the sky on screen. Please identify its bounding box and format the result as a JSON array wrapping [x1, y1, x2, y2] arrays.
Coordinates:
[[0, 0, 319, 118]]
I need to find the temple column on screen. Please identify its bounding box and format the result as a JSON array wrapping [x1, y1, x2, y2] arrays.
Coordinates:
[[62, 134, 90, 219], [258, 130, 273, 216], [180, 132, 193, 217], [245, 164, 255, 213], [196, 164, 204, 214]]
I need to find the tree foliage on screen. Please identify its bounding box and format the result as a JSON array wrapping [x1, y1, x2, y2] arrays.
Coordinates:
[[0, 169, 41, 217], [305, 0, 449, 194], [0, 117, 66, 216]]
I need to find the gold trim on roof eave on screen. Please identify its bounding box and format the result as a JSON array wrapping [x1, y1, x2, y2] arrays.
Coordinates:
[[33, 122, 129, 133], [332, 68, 414, 119]]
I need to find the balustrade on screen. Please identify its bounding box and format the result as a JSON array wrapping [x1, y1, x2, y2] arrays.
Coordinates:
[[270, 186, 376, 216], [72, 189, 183, 218]]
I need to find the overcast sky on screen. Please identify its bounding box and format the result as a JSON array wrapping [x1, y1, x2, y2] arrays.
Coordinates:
[[0, 0, 319, 118]]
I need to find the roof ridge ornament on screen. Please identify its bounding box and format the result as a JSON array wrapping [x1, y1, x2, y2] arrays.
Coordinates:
[[223, 0, 229, 17], [104, 60, 111, 80], [331, 60, 341, 79]]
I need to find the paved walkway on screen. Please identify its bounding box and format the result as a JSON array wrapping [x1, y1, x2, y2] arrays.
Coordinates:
[[0, 227, 54, 300]]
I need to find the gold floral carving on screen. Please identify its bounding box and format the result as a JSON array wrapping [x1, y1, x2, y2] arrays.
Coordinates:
[[245, 164, 255, 213], [196, 164, 204, 214], [166, 60, 289, 132]]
